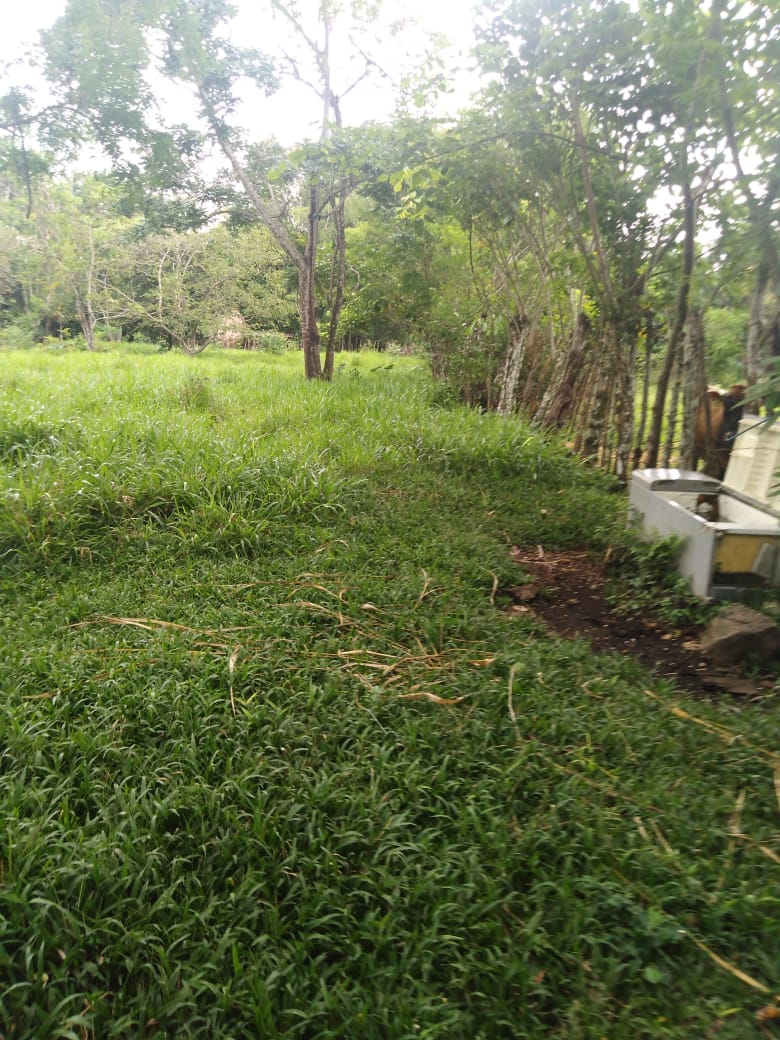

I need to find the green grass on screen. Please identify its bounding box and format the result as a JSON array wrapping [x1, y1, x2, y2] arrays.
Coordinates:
[[0, 344, 778, 1039]]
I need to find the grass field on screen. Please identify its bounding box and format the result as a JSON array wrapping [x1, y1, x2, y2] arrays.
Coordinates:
[[0, 344, 778, 1039]]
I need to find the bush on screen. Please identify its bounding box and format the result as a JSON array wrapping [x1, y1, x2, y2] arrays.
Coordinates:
[[0, 316, 39, 350], [259, 330, 295, 353], [604, 529, 716, 627]]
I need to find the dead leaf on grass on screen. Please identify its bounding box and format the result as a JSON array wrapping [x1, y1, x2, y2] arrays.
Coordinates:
[[511, 584, 540, 602]]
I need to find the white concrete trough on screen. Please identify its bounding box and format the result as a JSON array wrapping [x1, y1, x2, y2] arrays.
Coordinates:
[[629, 417, 780, 599]]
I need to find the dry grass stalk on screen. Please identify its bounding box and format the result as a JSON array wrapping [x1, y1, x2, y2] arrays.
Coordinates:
[[612, 869, 773, 995], [337, 648, 395, 660], [396, 691, 466, 705], [728, 789, 747, 835], [633, 815, 680, 862], [644, 690, 780, 764], [415, 569, 432, 608], [507, 664, 519, 725], [76, 615, 259, 637], [294, 600, 350, 627], [489, 571, 499, 607], [713, 789, 746, 899], [228, 645, 240, 717], [684, 933, 770, 994], [633, 815, 650, 842], [649, 818, 677, 857], [728, 831, 780, 866]]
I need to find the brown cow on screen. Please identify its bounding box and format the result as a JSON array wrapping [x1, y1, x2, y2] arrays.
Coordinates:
[[693, 384, 746, 480]]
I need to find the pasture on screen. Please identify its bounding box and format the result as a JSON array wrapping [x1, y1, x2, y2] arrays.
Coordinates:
[[0, 345, 777, 1038]]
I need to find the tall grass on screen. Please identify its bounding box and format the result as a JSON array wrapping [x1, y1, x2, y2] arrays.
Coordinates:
[[0, 344, 777, 1039]]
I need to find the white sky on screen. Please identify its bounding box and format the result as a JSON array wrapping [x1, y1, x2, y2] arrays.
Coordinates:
[[1, 1, 486, 147]]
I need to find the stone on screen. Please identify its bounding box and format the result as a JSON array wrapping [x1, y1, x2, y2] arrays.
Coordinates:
[[700, 673, 769, 696], [700, 604, 780, 668]]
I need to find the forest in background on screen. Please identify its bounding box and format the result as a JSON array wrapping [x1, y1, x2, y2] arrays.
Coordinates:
[[1, 0, 779, 474]]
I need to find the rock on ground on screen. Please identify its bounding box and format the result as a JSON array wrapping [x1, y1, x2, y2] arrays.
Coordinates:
[[700, 604, 780, 668]]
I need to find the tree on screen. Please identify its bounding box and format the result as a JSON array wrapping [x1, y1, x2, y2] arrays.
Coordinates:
[[709, 0, 780, 387], [40, 0, 414, 379], [387, 0, 777, 471], [0, 173, 137, 346], [112, 223, 296, 351]]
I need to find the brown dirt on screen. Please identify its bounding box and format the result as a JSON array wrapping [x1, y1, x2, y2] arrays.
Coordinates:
[[503, 547, 777, 698]]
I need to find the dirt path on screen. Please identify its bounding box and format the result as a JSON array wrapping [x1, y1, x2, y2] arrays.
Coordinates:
[[504, 547, 776, 698]]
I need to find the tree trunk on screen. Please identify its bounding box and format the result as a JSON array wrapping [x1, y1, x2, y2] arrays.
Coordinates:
[[539, 311, 590, 429], [613, 326, 636, 480], [632, 318, 654, 468], [301, 184, 323, 380], [572, 354, 598, 454], [201, 96, 325, 380], [76, 224, 98, 350], [75, 292, 98, 351], [645, 176, 696, 467], [662, 346, 683, 468], [680, 308, 707, 469], [581, 364, 611, 464], [496, 316, 528, 415], [745, 259, 770, 387], [324, 181, 347, 381]]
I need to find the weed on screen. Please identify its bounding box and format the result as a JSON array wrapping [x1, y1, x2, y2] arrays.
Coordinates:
[[259, 329, 294, 352], [604, 529, 717, 627], [174, 373, 218, 413]]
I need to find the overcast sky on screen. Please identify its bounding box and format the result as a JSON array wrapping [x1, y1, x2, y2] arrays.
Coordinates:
[[2, 1, 485, 146]]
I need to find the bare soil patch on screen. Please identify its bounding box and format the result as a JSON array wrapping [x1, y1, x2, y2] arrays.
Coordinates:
[[504, 547, 777, 698]]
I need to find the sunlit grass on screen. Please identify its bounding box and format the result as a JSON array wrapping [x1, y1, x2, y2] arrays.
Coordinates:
[[0, 344, 777, 1039]]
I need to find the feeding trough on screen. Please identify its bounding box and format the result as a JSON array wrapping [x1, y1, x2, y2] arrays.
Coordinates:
[[629, 417, 780, 599]]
